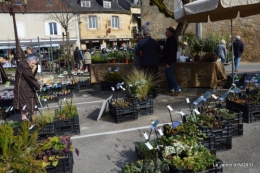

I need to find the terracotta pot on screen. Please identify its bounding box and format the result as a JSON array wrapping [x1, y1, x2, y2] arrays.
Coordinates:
[[112, 60, 116, 63], [125, 59, 130, 64]]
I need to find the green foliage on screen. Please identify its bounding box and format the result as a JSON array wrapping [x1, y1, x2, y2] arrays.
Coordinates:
[[91, 54, 101, 62], [0, 122, 46, 173], [33, 110, 54, 127], [122, 159, 169, 173], [190, 38, 203, 56], [124, 51, 131, 59], [107, 51, 116, 60], [168, 145, 216, 172], [115, 50, 124, 60], [55, 99, 78, 120], [103, 72, 123, 82], [135, 140, 157, 160], [124, 68, 159, 100]]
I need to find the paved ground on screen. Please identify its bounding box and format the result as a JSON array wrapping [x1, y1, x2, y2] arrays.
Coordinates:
[[2, 62, 260, 173]]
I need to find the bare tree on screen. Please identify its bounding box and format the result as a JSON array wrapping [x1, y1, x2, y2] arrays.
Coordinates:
[[149, 0, 193, 37], [44, 0, 80, 77]]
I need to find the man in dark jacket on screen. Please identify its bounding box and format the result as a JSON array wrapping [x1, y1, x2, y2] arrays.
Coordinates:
[[74, 46, 83, 69], [162, 27, 181, 96], [233, 36, 244, 72], [135, 27, 161, 98]]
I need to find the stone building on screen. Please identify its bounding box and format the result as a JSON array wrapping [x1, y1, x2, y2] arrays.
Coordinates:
[[141, 0, 260, 61]]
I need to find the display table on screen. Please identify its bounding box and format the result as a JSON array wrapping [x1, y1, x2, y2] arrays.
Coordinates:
[[174, 61, 226, 88]]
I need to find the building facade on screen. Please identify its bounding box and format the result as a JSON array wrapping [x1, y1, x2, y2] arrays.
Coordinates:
[[76, 0, 140, 50]]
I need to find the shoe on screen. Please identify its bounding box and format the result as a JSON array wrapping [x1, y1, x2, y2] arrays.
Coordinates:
[[171, 91, 182, 96]]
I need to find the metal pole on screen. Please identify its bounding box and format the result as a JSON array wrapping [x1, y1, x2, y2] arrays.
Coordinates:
[[231, 18, 234, 84], [50, 37, 53, 72], [66, 32, 71, 78], [19, 39, 21, 62], [38, 37, 42, 76]]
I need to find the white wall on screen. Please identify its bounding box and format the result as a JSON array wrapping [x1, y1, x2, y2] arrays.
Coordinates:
[[0, 13, 79, 46]]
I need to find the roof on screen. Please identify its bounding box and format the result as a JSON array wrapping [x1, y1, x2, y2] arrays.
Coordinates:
[[0, 0, 130, 14], [70, 0, 131, 14], [119, 0, 141, 10]]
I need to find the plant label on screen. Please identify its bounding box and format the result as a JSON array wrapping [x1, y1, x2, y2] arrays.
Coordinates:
[[22, 105, 27, 110], [151, 120, 160, 129], [212, 94, 217, 100], [10, 106, 13, 111], [193, 96, 204, 105], [172, 121, 181, 129], [5, 106, 11, 113], [219, 92, 228, 101], [143, 132, 149, 140], [44, 99, 47, 102], [145, 142, 153, 150], [158, 128, 164, 136], [186, 98, 190, 103], [203, 91, 211, 101], [64, 98, 66, 101], [179, 111, 185, 117], [193, 109, 200, 115], [35, 105, 38, 109], [167, 105, 173, 111], [111, 87, 115, 91]]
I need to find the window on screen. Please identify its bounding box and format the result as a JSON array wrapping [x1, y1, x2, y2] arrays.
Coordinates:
[[112, 16, 118, 28], [103, 1, 111, 8], [81, 1, 91, 7], [49, 22, 57, 35], [89, 16, 97, 29], [46, 1, 52, 6]]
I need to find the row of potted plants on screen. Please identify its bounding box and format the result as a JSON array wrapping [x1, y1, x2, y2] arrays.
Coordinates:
[[92, 50, 134, 64], [0, 122, 78, 173]]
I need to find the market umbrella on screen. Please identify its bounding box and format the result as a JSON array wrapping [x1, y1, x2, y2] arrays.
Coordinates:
[[174, 0, 260, 83]]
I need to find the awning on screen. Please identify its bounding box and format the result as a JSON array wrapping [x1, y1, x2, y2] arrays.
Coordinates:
[[0, 38, 77, 47]]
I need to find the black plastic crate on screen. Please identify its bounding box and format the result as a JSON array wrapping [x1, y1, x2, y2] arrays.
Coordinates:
[[226, 99, 260, 123], [215, 111, 243, 125], [213, 135, 232, 151], [226, 74, 247, 89], [199, 122, 233, 139], [169, 159, 223, 173], [232, 123, 243, 137], [108, 100, 137, 116], [54, 116, 80, 136], [46, 152, 74, 173], [201, 135, 216, 151], [114, 112, 138, 123], [127, 95, 154, 116]]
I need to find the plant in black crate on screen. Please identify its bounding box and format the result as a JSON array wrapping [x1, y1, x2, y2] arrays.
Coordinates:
[[0, 122, 46, 173], [124, 68, 159, 115], [101, 68, 124, 91], [54, 98, 80, 136]]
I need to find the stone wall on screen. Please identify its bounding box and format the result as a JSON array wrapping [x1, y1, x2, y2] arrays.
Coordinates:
[[141, 0, 196, 39], [202, 15, 260, 62]]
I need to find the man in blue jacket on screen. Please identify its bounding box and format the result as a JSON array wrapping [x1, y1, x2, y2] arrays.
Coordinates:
[[135, 27, 161, 98], [162, 27, 181, 96], [233, 36, 244, 72]]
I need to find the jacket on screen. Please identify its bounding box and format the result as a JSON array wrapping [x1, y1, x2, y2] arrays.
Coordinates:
[[233, 39, 244, 57], [162, 36, 178, 65], [135, 36, 161, 67], [216, 44, 227, 59], [83, 52, 92, 64], [74, 50, 83, 61], [13, 61, 40, 112]]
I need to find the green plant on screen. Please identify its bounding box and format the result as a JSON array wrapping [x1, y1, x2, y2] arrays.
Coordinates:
[[124, 51, 131, 60], [103, 72, 123, 82], [111, 99, 132, 108], [0, 122, 46, 173], [115, 50, 124, 61], [202, 37, 215, 53], [124, 68, 159, 100], [33, 110, 54, 127], [55, 99, 78, 120], [166, 145, 216, 172], [190, 38, 203, 56], [107, 51, 116, 60], [91, 54, 101, 62]]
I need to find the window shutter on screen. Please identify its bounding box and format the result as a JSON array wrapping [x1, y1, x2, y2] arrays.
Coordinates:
[[44, 22, 50, 36], [17, 22, 25, 38], [97, 15, 102, 29], [107, 16, 112, 28], [85, 15, 89, 29], [57, 23, 62, 35], [119, 16, 123, 29]]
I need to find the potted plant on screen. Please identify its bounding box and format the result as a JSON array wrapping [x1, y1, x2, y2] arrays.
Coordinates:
[[190, 38, 203, 62], [91, 54, 101, 64], [123, 51, 131, 63], [115, 50, 124, 63], [101, 69, 123, 91]]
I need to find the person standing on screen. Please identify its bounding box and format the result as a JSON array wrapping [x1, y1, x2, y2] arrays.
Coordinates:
[[233, 36, 244, 72], [73, 46, 83, 69], [83, 49, 92, 73], [216, 39, 227, 64], [135, 28, 161, 98], [13, 55, 40, 121], [162, 27, 181, 96], [26, 46, 38, 76], [133, 36, 143, 70]]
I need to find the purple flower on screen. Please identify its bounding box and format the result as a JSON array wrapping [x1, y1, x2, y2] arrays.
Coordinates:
[[146, 22, 150, 26], [75, 148, 79, 156]]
